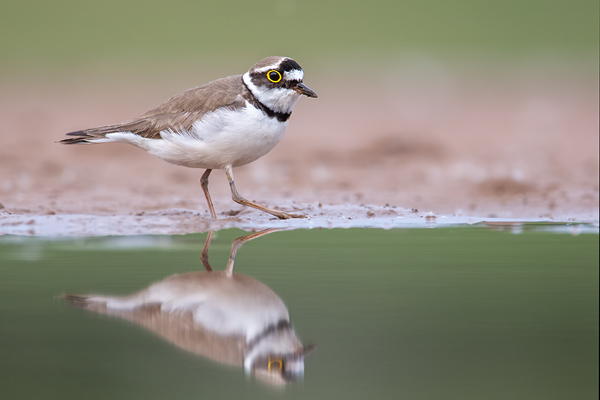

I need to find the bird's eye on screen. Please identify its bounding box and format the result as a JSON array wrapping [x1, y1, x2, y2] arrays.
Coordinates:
[[267, 70, 282, 83], [268, 357, 283, 372]]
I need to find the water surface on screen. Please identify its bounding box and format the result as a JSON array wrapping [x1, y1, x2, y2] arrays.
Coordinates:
[[1, 226, 598, 399]]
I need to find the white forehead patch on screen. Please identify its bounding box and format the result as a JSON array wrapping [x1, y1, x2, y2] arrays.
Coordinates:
[[254, 63, 282, 73], [284, 69, 304, 81]]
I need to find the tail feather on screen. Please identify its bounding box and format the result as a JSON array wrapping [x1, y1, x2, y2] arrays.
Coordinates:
[[59, 137, 93, 144], [60, 118, 157, 144], [65, 130, 90, 137], [60, 128, 98, 145], [60, 126, 116, 145], [61, 294, 115, 314], [60, 294, 95, 308]]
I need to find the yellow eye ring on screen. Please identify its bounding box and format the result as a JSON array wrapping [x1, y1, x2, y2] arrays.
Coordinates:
[[268, 357, 283, 372], [267, 70, 282, 83]]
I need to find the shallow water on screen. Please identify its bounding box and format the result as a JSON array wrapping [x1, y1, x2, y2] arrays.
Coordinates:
[[1, 226, 598, 399]]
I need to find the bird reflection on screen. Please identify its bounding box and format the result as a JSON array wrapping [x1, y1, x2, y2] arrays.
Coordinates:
[[63, 229, 314, 385]]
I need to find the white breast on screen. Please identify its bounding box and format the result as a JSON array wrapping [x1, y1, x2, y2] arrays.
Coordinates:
[[157, 273, 290, 340], [95, 272, 290, 341], [105, 101, 289, 169]]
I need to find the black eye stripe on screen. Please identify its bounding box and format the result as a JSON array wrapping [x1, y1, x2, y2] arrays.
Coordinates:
[[285, 79, 301, 89]]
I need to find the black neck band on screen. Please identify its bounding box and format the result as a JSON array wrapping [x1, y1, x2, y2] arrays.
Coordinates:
[[246, 320, 292, 352], [242, 79, 292, 122]]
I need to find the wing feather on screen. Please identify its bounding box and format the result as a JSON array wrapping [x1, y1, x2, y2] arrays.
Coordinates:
[[61, 75, 247, 143]]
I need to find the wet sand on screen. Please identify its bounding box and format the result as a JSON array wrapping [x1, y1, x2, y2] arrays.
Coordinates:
[[1, 62, 598, 235]]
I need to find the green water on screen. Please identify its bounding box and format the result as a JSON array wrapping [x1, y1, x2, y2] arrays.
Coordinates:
[[0, 227, 598, 399]]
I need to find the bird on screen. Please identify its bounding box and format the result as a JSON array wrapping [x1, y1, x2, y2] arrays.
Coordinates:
[[62, 229, 314, 385], [60, 56, 317, 220]]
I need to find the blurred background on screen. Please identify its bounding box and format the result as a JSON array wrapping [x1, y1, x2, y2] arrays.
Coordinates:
[[0, 0, 598, 219], [0, 4, 598, 396]]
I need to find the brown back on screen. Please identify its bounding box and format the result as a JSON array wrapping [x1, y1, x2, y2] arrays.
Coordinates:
[[75, 75, 250, 139]]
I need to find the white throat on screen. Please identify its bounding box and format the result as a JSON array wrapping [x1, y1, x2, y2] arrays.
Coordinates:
[[243, 72, 302, 114]]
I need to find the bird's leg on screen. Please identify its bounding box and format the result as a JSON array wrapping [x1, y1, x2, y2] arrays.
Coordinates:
[[224, 166, 305, 219], [225, 229, 283, 275], [200, 230, 214, 271], [200, 169, 217, 219]]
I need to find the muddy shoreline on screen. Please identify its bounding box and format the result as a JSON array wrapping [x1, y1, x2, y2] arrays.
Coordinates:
[[1, 64, 598, 236]]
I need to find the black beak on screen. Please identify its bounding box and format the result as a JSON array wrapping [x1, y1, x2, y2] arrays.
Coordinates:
[[293, 82, 318, 98], [302, 343, 317, 356]]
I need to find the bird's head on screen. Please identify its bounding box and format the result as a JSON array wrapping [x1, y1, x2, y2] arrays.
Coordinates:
[[243, 56, 317, 115], [243, 322, 316, 385], [248, 345, 317, 385]]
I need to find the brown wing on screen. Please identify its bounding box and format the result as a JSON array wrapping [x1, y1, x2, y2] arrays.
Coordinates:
[[63, 296, 246, 367], [62, 75, 247, 143]]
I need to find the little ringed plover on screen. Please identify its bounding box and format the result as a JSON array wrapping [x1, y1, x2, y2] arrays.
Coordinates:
[[60, 56, 317, 219]]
